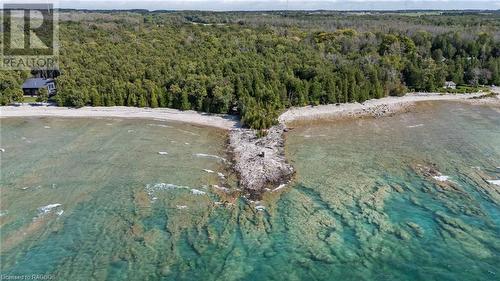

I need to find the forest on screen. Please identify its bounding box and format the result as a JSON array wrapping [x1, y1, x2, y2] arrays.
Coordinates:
[[1, 11, 499, 129]]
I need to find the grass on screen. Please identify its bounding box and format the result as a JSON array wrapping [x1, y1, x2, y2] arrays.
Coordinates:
[[438, 85, 491, 94], [22, 96, 38, 103]]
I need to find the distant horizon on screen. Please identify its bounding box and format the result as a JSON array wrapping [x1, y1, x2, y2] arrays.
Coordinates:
[[2, 1, 500, 12], [54, 8, 500, 12]]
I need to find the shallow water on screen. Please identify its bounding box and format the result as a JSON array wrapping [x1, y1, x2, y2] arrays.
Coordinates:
[[1, 102, 499, 280]]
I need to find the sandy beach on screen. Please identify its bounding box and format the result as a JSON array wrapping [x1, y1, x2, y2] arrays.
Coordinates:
[[0, 105, 241, 130], [278, 92, 497, 124]]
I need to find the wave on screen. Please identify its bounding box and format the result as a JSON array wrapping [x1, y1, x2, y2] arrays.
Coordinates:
[[36, 203, 63, 218], [212, 184, 229, 193], [146, 183, 190, 191], [148, 123, 172, 128], [433, 175, 450, 182], [194, 153, 228, 163], [158, 151, 169, 155], [273, 183, 287, 192], [487, 180, 500, 186], [191, 189, 206, 195], [178, 129, 199, 136], [407, 124, 424, 128], [255, 205, 266, 211]]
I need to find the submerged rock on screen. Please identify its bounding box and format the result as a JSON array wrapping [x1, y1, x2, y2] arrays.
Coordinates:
[[229, 124, 295, 197], [406, 222, 424, 237]]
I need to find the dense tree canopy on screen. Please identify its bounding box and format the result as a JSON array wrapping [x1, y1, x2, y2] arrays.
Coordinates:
[[1, 11, 499, 129]]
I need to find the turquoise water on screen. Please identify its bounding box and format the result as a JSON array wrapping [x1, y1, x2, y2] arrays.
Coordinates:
[[1, 101, 499, 280]]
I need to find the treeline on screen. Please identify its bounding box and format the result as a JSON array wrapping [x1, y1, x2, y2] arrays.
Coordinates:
[[1, 11, 499, 129]]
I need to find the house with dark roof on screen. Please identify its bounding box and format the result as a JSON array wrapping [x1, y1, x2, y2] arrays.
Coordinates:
[[22, 78, 56, 97]]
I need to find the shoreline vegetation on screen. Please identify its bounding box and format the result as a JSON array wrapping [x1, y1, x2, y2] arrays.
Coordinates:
[[2, 91, 498, 197], [2, 11, 500, 130], [1, 91, 497, 127]]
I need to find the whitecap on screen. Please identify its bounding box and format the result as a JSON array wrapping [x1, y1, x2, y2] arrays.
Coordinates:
[[176, 205, 188, 210], [158, 151, 168, 155], [127, 129, 135, 133], [255, 205, 266, 211], [194, 153, 228, 163], [56, 210, 64, 216], [408, 124, 424, 128], [185, 143, 190, 145], [273, 184, 287, 192], [203, 169, 215, 173], [44, 126, 51, 129], [146, 183, 190, 191], [191, 189, 206, 195], [212, 185, 229, 192], [487, 180, 500, 186], [37, 203, 62, 217], [0, 210, 7, 217], [433, 175, 450, 182], [217, 172, 226, 179], [106, 123, 113, 126], [21, 185, 41, 191], [145, 183, 191, 200], [303, 134, 326, 138], [0, 148, 5, 152]]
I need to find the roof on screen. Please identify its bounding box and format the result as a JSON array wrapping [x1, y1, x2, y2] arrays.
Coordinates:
[[22, 78, 55, 89]]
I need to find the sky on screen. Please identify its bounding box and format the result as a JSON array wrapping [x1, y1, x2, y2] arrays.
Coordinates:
[[4, 0, 500, 11]]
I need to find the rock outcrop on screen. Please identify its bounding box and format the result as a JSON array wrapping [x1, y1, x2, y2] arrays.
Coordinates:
[[229, 124, 294, 197]]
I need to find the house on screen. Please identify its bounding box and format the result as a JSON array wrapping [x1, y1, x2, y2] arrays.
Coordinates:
[[22, 78, 56, 97], [444, 81, 457, 89]]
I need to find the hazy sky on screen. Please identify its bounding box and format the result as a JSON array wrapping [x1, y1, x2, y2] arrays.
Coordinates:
[[5, 0, 500, 11]]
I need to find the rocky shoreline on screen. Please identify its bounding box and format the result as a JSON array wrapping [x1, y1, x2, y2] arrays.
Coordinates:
[[279, 92, 492, 124], [4, 92, 497, 198], [226, 101, 413, 196], [228, 92, 497, 196], [228, 124, 294, 198]]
